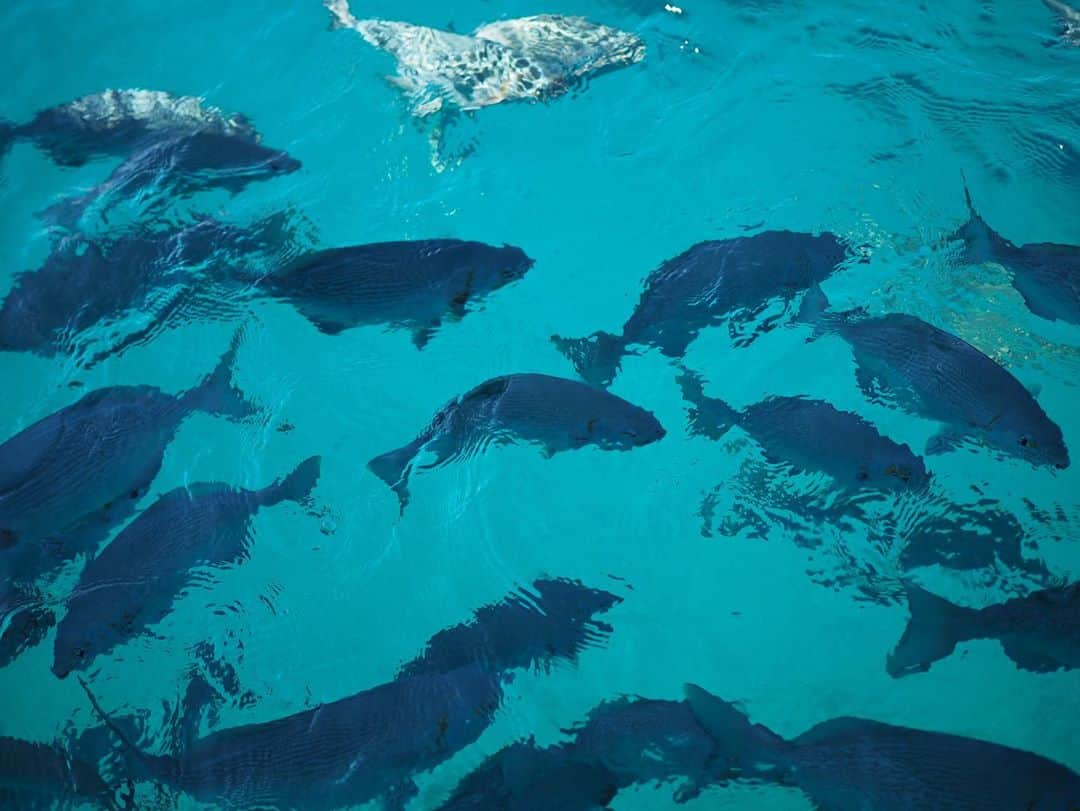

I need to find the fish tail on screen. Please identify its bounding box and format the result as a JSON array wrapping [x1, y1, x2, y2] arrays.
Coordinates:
[[77, 677, 178, 784], [675, 368, 737, 439], [0, 119, 15, 162], [793, 284, 832, 339], [550, 331, 625, 388], [368, 440, 421, 515], [259, 456, 322, 506], [886, 582, 977, 677], [683, 684, 787, 778], [184, 329, 255, 420]]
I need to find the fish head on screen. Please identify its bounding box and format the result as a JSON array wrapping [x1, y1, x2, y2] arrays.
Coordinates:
[[874, 448, 931, 490], [448, 242, 535, 297], [51, 616, 105, 679], [588, 402, 666, 450], [995, 414, 1070, 469], [174, 133, 301, 187], [532, 577, 623, 623]]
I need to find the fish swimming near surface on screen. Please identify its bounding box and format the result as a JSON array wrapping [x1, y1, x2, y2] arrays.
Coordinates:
[[553, 230, 852, 387], [795, 287, 1069, 468], [52, 457, 322, 678], [683, 682, 1080, 809], [676, 369, 930, 491], [251, 239, 533, 346], [950, 182, 1080, 325], [887, 581, 1080, 677], [0, 88, 259, 166], [0, 735, 113, 810], [1043, 0, 1080, 45], [368, 373, 665, 512], [82, 577, 620, 810], [41, 131, 300, 228], [324, 0, 645, 116], [0, 337, 253, 641], [0, 214, 292, 364]]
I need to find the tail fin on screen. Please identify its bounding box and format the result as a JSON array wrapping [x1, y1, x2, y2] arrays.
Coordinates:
[[77, 678, 177, 784], [0, 120, 15, 162], [258, 456, 321, 507], [368, 441, 421, 515], [684, 684, 786, 777], [550, 331, 625, 388], [183, 330, 255, 420], [675, 369, 738, 440], [886, 583, 977, 677], [325, 0, 362, 30], [793, 285, 831, 339]]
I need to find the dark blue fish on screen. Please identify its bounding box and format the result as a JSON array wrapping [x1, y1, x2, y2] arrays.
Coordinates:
[[254, 239, 533, 346], [41, 132, 300, 228], [888, 582, 1080, 677], [951, 184, 1080, 325], [82, 577, 620, 810], [684, 682, 1080, 809], [0, 88, 259, 167], [53, 457, 321, 678], [0, 214, 291, 362], [0, 735, 113, 810], [552, 231, 850, 387], [0, 339, 252, 616], [677, 369, 930, 491], [0, 588, 53, 669], [368, 373, 665, 512], [796, 287, 1069, 468]]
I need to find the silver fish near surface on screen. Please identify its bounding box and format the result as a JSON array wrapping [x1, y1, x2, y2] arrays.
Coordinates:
[[324, 0, 644, 116]]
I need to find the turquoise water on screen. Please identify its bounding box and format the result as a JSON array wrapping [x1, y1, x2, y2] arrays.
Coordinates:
[[0, 0, 1078, 808]]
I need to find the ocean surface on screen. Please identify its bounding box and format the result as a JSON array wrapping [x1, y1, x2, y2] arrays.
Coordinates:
[[0, 0, 1078, 808]]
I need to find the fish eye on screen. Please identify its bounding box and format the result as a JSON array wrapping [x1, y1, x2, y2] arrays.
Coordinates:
[[1019, 437, 1029, 447], [75, 647, 86, 659]]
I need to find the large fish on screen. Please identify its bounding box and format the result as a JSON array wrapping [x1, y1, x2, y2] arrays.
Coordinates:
[[324, 1, 644, 116], [0, 339, 253, 613], [41, 131, 300, 228], [368, 373, 665, 512], [0, 215, 290, 362], [683, 682, 1080, 809], [887, 581, 1079, 677], [676, 369, 930, 491], [0, 735, 112, 810], [796, 287, 1069, 468], [253, 239, 533, 346], [83, 577, 620, 810], [553, 231, 851, 387], [53, 457, 321, 678], [950, 184, 1080, 325], [0, 88, 258, 166]]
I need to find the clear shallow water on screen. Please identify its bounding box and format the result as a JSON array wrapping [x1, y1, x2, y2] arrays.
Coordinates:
[[0, 0, 1077, 808]]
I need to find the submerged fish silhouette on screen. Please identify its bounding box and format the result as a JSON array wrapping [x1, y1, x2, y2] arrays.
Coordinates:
[[0, 734, 112, 809], [888, 581, 1080, 677], [82, 577, 620, 810], [53, 457, 321, 678], [0, 88, 258, 166], [684, 682, 1080, 809], [368, 373, 665, 512], [553, 231, 851, 387], [325, 1, 644, 116], [254, 239, 533, 346], [950, 182, 1080, 325], [677, 369, 929, 491], [795, 287, 1069, 468]]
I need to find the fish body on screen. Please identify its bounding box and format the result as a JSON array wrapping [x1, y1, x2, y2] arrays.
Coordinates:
[[325, 1, 643, 116], [677, 370, 929, 490], [888, 582, 1080, 676], [42, 132, 299, 227], [368, 373, 664, 511], [53, 457, 321, 677], [1044, 0, 1080, 45], [951, 185, 1080, 325], [554, 231, 849, 387], [0, 88, 258, 166], [684, 683, 1080, 810], [797, 288, 1069, 468], [259, 239, 533, 345], [0, 735, 111, 809]]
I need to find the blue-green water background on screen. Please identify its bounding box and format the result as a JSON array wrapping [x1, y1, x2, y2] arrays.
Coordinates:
[[1, 0, 1078, 807]]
